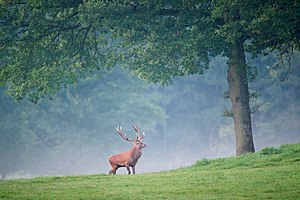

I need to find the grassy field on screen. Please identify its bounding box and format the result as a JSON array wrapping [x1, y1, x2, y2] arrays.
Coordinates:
[[1, 143, 300, 199]]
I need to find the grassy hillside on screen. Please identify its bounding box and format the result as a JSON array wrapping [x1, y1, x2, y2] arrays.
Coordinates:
[[1, 143, 300, 199]]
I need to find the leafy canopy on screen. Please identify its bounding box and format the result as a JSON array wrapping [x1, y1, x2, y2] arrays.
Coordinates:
[[0, 0, 299, 102]]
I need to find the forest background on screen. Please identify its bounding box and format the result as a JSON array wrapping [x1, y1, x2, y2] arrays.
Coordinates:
[[1, 52, 299, 179]]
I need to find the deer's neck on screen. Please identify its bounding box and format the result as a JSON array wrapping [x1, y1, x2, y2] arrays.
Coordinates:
[[129, 145, 142, 158]]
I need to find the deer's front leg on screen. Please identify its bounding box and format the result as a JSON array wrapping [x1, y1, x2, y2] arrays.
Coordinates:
[[126, 165, 131, 174], [132, 166, 135, 174]]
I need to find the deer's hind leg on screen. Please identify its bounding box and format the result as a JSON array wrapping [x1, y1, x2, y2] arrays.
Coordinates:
[[109, 165, 118, 175]]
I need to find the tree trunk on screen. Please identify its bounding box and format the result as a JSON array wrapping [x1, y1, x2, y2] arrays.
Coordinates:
[[227, 39, 255, 156]]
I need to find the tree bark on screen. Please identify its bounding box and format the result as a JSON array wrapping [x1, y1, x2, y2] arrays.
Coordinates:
[[227, 39, 255, 156]]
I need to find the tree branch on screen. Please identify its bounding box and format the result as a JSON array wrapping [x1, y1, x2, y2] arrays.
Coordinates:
[[273, 41, 295, 82]]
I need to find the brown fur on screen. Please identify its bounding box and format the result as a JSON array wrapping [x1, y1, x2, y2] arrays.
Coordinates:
[[109, 140, 145, 174], [109, 125, 146, 175]]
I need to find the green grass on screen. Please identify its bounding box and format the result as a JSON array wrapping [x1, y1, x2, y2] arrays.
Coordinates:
[[1, 143, 300, 199]]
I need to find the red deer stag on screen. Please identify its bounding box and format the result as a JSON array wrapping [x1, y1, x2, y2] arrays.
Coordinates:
[[108, 124, 146, 175]]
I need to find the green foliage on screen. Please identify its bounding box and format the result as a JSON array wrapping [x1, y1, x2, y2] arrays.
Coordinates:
[[195, 158, 211, 166], [0, 143, 299, 199], [1, 0, 299, 159], [1, 52, 299, 178], [0, 0, 117, 102], [1, 0, 299, 101], [260, 147, 282, 155], [0, 68, 166, 178]]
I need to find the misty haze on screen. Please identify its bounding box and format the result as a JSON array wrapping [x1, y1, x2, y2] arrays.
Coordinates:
[[1, 54, 299, 179], [1, 1, 300, 199]]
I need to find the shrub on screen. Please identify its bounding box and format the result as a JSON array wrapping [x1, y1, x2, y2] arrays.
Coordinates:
[[195, 158, 211, 166], [260, 147, 282, 155]]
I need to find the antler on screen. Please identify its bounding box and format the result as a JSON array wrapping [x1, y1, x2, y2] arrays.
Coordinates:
[[132, 124, 145, 140], [115, 126, 135, 142]]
